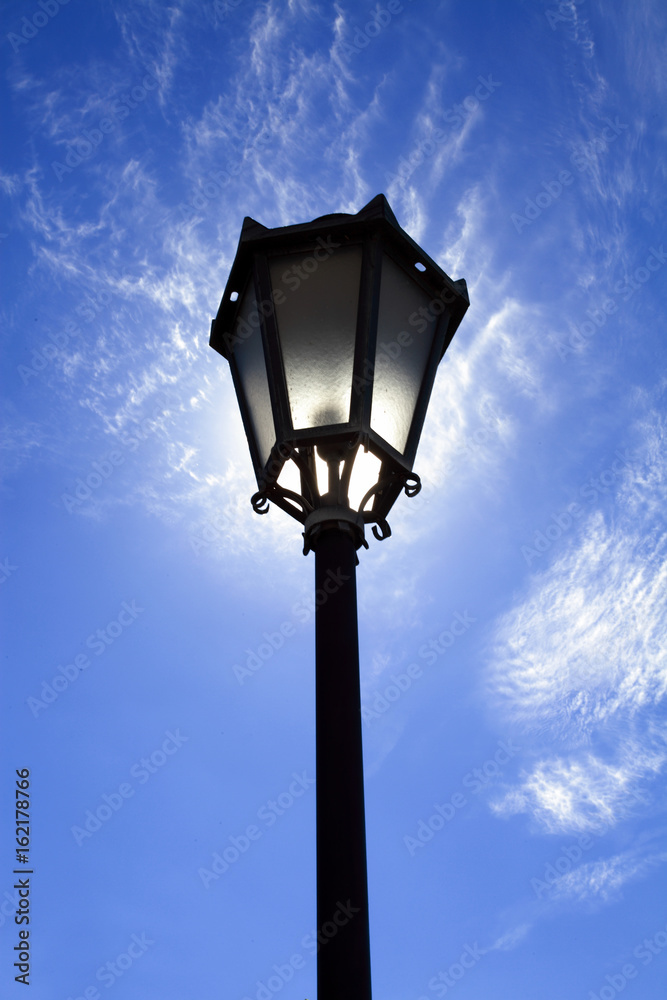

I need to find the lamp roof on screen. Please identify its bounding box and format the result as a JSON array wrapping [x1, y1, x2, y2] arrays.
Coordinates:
[[210, 193, 469, 361]]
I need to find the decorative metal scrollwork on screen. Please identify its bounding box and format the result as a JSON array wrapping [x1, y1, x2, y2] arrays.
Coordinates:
[[251, 491, 271, 515], [252, 464, 422, 545], [357, 469, 422, 542], [358, 478, 391, 515], [403, 473, 422, 497], [371, 519, 391, 541], [251, 484, 314, 522], [358, 470, 422, 514]]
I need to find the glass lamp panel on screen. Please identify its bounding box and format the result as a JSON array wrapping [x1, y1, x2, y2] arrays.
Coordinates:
[[347, 449, 383, 511], [277, 458, 301, 495], [370, 254, 439, 455], [268, 245, 362, 430], [232, 281, 276, 468]]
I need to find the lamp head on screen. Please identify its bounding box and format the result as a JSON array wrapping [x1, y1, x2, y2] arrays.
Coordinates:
[[210, 194, 469, 551]]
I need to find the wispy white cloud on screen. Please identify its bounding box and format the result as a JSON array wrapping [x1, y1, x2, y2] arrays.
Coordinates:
[[546, 844, 667, 904], [487, 838, 667, 955], [491, 746, 663, 834], [489, 922, 531, 952], [0, 170, 21, 195], [486, 404, 667, 835], [112, 0, 186, 107]]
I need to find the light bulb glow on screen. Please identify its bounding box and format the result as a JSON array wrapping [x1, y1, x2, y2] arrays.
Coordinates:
[[348, 450, 383, 512]]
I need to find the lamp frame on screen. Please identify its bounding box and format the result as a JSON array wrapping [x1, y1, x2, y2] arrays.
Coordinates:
[[210, 194, 469, 539]]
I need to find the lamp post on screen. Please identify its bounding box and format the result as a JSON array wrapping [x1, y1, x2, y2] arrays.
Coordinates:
[[210, 194, 469, 999]]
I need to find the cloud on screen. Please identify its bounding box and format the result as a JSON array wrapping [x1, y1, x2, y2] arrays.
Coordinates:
[[0, 171, 21, 195], [112, 0, 185, 106], [490, 747, 662, 834], [489, 923, 531, 952], [485, 405, 667, 835], [488, 835, 667, 952], [546, 845, 667, 905], [384, 59, 485, 232]]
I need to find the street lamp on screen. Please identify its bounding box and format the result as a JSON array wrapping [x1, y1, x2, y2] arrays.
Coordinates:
[[210, 193, 469, 999]]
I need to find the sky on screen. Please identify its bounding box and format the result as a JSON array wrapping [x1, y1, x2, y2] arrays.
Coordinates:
[[1, 0, 666, 998]]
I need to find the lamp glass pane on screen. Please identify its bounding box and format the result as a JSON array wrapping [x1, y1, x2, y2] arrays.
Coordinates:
[[370, 254, 438, 455], [268, 245, 362, 429], [348, 449, 383, 511], [232, 281, 275, 468]]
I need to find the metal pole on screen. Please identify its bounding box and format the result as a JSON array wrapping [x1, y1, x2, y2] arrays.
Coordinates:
[[314, 525, 372, 1000]]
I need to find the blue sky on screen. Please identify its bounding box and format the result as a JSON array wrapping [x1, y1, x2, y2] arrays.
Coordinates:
[[1, 0, 666, 997]]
